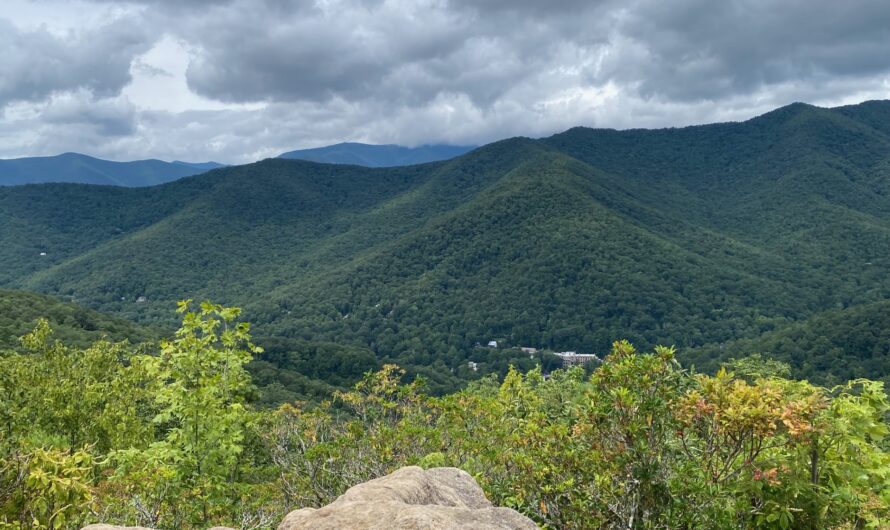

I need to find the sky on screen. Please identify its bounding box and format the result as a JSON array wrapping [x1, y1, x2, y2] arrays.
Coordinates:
[[1, 0, 890, 164]]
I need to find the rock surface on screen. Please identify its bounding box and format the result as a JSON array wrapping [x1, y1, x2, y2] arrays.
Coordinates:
[[82, 467, 536, 530], [278, 466, 539, 530]]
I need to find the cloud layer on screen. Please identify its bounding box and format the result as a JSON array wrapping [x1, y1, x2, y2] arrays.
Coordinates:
[[1, 0, 889, 163]]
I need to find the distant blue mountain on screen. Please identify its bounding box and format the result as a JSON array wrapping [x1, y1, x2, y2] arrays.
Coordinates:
[[0, 143, 474, 187], [0, 153, 226, 187], [171, 160, 226, 172], [278, 142, 476, 167]]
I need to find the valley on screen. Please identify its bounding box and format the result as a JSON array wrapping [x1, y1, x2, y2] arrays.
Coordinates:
[[2, 101, 889, 393]]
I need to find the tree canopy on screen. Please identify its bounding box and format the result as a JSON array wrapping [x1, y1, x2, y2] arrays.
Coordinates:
[[1, 304, 887, 529]]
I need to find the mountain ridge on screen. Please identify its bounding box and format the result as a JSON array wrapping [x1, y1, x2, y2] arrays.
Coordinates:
[[279, 142, 477, 167], [1, 100, 890, 391], [0, 152, 226, 187]]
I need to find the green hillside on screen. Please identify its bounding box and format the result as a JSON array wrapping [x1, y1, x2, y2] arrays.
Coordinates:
[[0, 289, 156, 349], [685, 300, 890, 386], [0, 289, 351, 404], [2, 101, 890, 389]]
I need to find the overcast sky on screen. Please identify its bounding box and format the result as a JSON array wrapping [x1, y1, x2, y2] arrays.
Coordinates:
[[1, 0, 889, 163]]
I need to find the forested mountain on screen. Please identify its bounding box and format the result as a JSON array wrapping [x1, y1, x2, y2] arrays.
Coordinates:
[[686, 300, 890, 386], [279, 142, 476, 167], [0, 289, 156, 349], [0, 289, 359, 402], [0, 152, 225, 186], [2, 100, 890, 390]]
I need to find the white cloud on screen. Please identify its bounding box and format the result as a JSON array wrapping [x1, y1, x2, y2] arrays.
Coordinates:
[[0, 0, 889, 163], [123, 35, 265, 112]]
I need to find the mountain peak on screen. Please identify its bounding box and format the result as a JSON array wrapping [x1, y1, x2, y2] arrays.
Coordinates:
[[746, 101, 820, 125]]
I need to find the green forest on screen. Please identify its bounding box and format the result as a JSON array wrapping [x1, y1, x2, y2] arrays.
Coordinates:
[[688, 301, 890, 387], [1, 303, 887, 529], [2, 101, 890, 528], [0, 290, 156, 350], [2, 101, 890, 393]]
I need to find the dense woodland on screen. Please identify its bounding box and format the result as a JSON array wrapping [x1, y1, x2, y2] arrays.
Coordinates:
[[0, 290, 156, 350], [1, 102, 889, 528], [689, 300, 890, 387], [1, 304, 887, 529], [1, 102, 890, 393]]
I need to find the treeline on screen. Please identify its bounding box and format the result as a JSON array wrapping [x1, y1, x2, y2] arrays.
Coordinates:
[[1, 303, 887, 529], [0, 290, 156, 350], [685, 300, 890, 386]]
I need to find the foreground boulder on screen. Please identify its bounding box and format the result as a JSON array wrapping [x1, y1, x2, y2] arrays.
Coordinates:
[[82, 467, 536, 530], [279, 466, 538, 530]]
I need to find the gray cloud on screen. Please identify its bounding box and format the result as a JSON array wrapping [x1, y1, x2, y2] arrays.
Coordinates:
[[171, 0, 614, 107], [40, 91, 138, 136], [610, 0, 890, 101], [0, 17, 152, 105], [158, 0, 890, 111], [1, 0, 889, 163], [180, 0, 476, 104], [0, 92, 139, 158]]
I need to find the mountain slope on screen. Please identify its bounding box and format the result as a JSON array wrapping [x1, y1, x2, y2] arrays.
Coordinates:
[[0, 288, 355, 405], [0, 152, 225, 187], [2, 101, 890, 388], [258, 150, 813, 356], [0, 289, 157, 349], [684, 300, 890, 386], [279, 142, 476, 167]]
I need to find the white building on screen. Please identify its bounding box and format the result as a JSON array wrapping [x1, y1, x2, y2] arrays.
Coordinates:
[[553, 351, 602, 368]]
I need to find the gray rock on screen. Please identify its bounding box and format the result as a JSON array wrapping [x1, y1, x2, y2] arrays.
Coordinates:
[[278, 466, 539, 530]]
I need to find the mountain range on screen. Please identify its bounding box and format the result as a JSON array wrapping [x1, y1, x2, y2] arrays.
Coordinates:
[[0, 152, 227, 187], [0, 143, 476, 187], [279, 142, 476, 167], [1, 100, 889, 392]]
